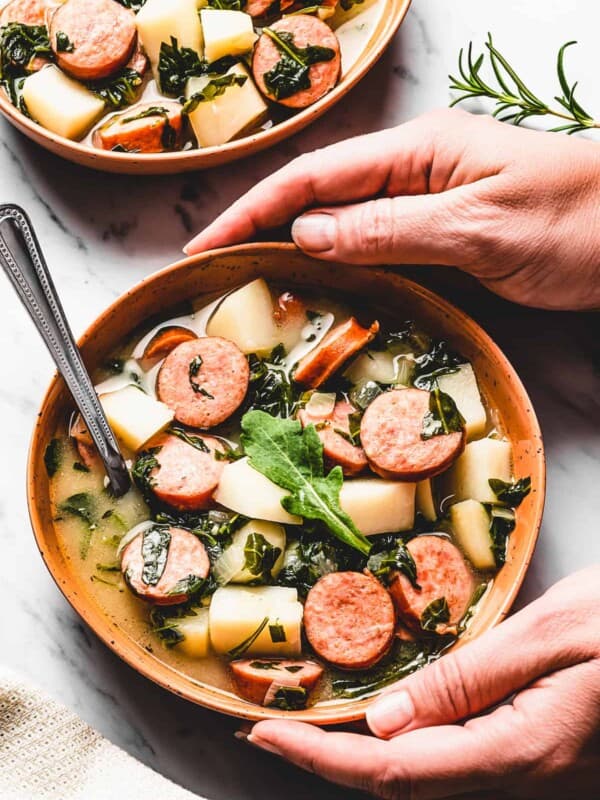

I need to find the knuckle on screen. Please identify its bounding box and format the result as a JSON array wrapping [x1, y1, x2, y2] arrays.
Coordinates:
[[355, 199, 395, 254], [372, 759, 415, 800], [417, 654, 474, 721]]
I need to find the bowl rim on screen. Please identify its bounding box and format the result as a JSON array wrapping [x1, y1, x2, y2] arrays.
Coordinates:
[[0, 0, 412, 171], [27, 242, 546, 723]]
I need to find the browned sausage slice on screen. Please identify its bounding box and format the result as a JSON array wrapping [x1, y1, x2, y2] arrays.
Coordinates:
[[245, 0, 274, 17], [304, 572, 395, 670], [230, 659, 324, 707], [148, 432, 225, 511], [121, 526, 209, 605], [0, 0, 49, 26], [252, 16, 341, 109], [93, 103, 183, 154], [49, 0, 136, 81], [142, 325, 198, 361], [298, 398, 367, 476], [389, 535, 475, 634], [293, 318, 379, 388], [157, 338, 250, 429], [360, 388, 465, 481]]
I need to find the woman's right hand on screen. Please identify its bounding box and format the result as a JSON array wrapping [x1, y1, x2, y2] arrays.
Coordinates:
[[185, 108, 600, 311]]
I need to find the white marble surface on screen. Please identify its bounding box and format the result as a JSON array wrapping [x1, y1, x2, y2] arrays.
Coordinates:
[[0, 1, 599, 798]]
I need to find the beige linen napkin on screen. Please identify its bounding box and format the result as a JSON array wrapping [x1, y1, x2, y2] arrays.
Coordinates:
[[0, 665, 202, 800]]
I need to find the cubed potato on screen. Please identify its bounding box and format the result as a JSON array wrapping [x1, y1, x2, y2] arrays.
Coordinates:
[[450, 499, 496, 571], [416, 479, 437, 522], [206, 278, 279, 355], [438, 363, 487, 441], [100, 385, 174, 451], [339, 478, 415, 535], [213, 457, 302, 525], [185, 63, 267, 148], [136, 0, 203, 80], [200, 9, 257, 63], [213, 519, 286, 584], [447, 437, 512, 504], [22, 65, 105, 140], [209, 585, 302, 656], [176, 608, 211, 657]]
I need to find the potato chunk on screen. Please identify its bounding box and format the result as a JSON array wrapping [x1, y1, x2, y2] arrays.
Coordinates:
[[450, 499, 496, 571], [200, 9, 257, 62], [176, 608, 211, 657], [438, 363, 487, 441], [213, 519, 286, 584], [136, 0, 203, 80], [22, 65, 105, 140], [206, 278, 279, 355], [339, 478, 415, 535], [448, 437, 512, 503], [100, 385, 174, 451]]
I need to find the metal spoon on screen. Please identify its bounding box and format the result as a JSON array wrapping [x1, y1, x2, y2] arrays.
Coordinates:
[[0, 204, 131, 496]]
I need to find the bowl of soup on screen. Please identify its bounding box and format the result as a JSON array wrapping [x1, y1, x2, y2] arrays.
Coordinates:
[[0, 0, 411, 174], [27, 244, 545, 722]]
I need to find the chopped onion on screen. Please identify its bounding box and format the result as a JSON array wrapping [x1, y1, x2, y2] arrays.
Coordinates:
[[394, 355, 415, 386], [304, 391, 336, 417], [212, 544, 244, 586], [116, 520, 155, 559]]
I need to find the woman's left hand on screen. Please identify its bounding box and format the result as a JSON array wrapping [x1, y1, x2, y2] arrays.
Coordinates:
[[243, 567, 600, 799]]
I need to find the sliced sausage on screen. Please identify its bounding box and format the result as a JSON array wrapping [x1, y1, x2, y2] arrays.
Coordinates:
[[304, 572, 395, 670], [293, 317, 379, 388], [93, 103, 183, 154], [230, 659, 323, 707], [157, 338, 250, 429], [252, 16, 341, 109], [69, 412, 99, 469], [121, 526, 209, 605], [126, 37, 148, 76], [389, 535, 475, 635], [148, 432, 225, 511], [49, 0, 136, 81], [298, 398, 367, 476], [360, 388, 465, 481], [246, 0, 274, 16], [0, 0, 50, 26], [142, 325, 198, 361]]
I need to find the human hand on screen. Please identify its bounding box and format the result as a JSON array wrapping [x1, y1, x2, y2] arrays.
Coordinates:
[[243, 566, 600, 799], [185, 109, 600, 310]]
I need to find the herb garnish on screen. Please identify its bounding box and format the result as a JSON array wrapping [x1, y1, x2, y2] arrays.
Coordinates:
[[228, 616, 269, 658], [58, 492, 98, 559], [182, 73, 247, 114], [169, 424, 210, 453], [0, 23, 51, 70], [243, 531, 282, 582], [488, 477, 531, 506], [188, 355, 214, 398], [245, 345, 300, 418], [88, 67, 143, 110], [249, 660, 282, 670], [115, 0, 148, 10], [277, 535, 343, 597], [262, 28, 335, 100], [241, 410, 371, 555], [167, 574, 206, 596], [421, 597, 451, 633], [140, 527, 171, 586], [367, 536, 419, 589], [73, 461, 90, 472], [55, 31, 74, 52], [268, 685, 308, 710], [158, 36, 204, 96], [44, 438, 62, 477], [121, 105, 177, 149], [485, 505, 515, 567], [421, 387, 465, 440], [268, 621, 286, 643], [132, 447, 161, 499]]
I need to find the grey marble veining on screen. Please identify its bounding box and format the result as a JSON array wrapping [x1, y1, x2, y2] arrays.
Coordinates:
[[0, 2, 599, 798]]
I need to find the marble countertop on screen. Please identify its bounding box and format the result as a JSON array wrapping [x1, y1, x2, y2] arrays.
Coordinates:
[[0, 1, 598, 798]]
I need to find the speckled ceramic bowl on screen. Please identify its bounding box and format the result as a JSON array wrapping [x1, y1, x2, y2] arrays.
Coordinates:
[[0, 0, 411, 174], [27, 244, 545, 723]]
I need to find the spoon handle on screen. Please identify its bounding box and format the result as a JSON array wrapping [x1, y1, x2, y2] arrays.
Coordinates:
[[0, 204, 131, 497]]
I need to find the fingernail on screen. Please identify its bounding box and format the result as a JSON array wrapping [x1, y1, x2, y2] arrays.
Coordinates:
[[292, 214, 336, 252], [366, 691, 414, 738], [246, 733, 284, 757]]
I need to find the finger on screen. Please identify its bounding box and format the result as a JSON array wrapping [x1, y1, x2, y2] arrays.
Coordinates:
[[366, 588, 591, 740], [248, 718, 512, 799]]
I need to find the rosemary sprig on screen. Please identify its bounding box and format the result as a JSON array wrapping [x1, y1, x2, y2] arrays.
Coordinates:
[[449, 34, 600, 134]]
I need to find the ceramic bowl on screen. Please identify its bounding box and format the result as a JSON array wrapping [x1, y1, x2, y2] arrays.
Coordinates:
[[0, 0, 411, 175], [27, 243, 545, 723]]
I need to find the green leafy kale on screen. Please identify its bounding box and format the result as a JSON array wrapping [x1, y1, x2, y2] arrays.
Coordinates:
[[228, 616, 269, 658], [268, 621, 286, 643], [121, 105, 178, 149], [140, 527, 171, 586], [57, 492, 98, 559], [0, 23, 51, 71], [245, 345, 301, 418], [132, 447, 161, 500], [412, 341, 464, 390], [168, 424, 210, 453], [158, 36, 204, 96], [384, 320, 432, 356], [73, 461, 90, 473], [262, 28, 335, 100], [277, 534, 346, 597], [420, 597, 451, 632], [88, 67, 143, 110], [366, 535, 419, 588], [348, 379, 383, 411], [167, 573, 207, 597], [421, 387, 465, 440], [488, 477, 531, 507], [188, 354, 214, 398], [182, 73, 247, 114], [486, 505, 516, 567], [115, 0, 148, 10], [44, 438, 62, 478], [54, 31, 74, 53], [267, 685, 308, 710], [241, 410, 371, 555], [243, 531, 282, 582], [149, 601, 201, 649]]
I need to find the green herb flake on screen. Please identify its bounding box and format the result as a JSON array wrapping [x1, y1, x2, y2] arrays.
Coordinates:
[[169, 424, 210, 453], [262, 28, 335, 100], [267, 685, 308, 710], [157, 36, 204, 96], [243, 531, 282, 582], [167, 573, 206, 596], [73, 461, 90, 473], [44, 438, 62, 478], [57, 492, 98, 559], [245, 345, 300, 418], [188, 355, 214, 398], [488, 477, 531, 507], [284, 664, 304, 673], [421, 387, 465, 440], [132, 447, 162, 498], [241, 410, 371, 555], [486, 505, 516, 567], [141, 527, 171, 586], [421, 597, 451, 633], [228, 616, 269, 658], [249, 660, 282, 670], [88, 67, 143, 110], [268, 621, 286, 643], [183, 73, 248, 114], [55, 31, 74, 52], [367, 537, 420, 589]]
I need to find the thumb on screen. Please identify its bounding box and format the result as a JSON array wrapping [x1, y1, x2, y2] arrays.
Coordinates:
[[290, 189, 483, 266], [366, 589, 588, 739]]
